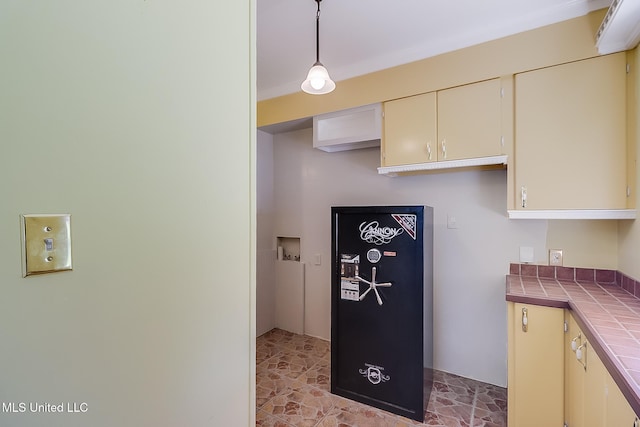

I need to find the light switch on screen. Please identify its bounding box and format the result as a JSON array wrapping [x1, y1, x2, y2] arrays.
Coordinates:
[[21, 214, 72, 277]]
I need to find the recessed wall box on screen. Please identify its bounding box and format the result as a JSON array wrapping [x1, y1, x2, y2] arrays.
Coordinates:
[[313, 103, 381, 152], [21, 214, 72, 277]]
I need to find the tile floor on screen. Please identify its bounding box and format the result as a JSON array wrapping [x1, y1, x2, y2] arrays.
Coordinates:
[[256, 328, 507, 427]]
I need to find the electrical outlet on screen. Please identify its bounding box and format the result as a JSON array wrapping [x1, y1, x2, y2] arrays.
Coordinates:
[[519, 246, 534, 263], [549, 249, 563, 266]]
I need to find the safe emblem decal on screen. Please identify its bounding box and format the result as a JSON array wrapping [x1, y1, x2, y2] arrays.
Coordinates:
[[391, 214, 417, 240], [359, 364, 390, 385]]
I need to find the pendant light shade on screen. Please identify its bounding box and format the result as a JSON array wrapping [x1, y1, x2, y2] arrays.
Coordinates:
[[301, 62, 335, 94], [301, 0, 335, 95]]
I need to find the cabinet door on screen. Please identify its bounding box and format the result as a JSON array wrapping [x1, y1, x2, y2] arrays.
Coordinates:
[[382, 92, 436, 166], [514, 53, 627, 210], [566, 313, 585, 427], [508, 302, 564, 427], [584, 340, 606, 427], [605, 372, 638, 427], [566, 313, 607, 427], [438, 78, 502, 161]]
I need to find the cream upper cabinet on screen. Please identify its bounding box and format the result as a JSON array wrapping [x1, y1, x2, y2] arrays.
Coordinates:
[[438, 78, 502, 161], [382, 79, 503, 167], [514, 53, 627, 210], [382, 92, 437, 166], [507, 302, 565, 427]]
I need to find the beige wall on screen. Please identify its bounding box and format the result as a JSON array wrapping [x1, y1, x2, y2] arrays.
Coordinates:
[[0, 2, 255, 426], [258, 9, 606, 126], [547, 221, 618, 269]]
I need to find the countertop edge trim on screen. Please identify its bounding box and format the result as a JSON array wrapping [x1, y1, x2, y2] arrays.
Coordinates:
[[505, 293, 569, 308]]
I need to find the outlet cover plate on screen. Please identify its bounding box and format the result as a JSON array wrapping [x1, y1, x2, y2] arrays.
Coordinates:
[[549, 249, 563, 266]]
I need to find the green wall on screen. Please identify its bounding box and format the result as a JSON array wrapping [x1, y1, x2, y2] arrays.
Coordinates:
[[0, 1, 255, 426]]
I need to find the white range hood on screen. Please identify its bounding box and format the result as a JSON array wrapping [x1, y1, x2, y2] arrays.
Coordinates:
[[597, 0, 640, 54]]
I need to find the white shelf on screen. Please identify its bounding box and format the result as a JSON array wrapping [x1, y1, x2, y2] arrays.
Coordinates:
[[378, 155, 507, 176], [508, 209, 637, 220]]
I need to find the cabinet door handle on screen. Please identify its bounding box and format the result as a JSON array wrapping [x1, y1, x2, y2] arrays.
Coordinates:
[[576, 341, 587, 370], [571, 333, 581, 351], [441, 139, 447, 159], [427, 142, 432, 160], [521, 186, 527, 208], [521, 307, 528, 332]]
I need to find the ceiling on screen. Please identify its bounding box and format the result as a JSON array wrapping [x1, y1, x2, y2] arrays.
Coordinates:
[[257, 0, 611, 101]]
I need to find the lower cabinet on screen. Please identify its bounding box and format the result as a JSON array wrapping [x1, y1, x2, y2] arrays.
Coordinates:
[[507, 302, 565, 427], [508, 305, 640, 427]]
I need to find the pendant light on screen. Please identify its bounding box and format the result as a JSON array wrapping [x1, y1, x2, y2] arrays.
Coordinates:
[[301, 0, 335, 95]]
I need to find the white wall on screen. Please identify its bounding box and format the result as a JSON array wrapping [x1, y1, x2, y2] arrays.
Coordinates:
[[0, 2, 255, 426], [271, 128, 549, 387], [257, 130, 276, 335]]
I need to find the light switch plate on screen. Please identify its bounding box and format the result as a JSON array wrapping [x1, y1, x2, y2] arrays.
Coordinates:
[[21, 214, 72, 277]]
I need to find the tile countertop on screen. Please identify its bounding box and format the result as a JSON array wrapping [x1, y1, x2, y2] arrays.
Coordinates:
[[506, 263, 640, 416]]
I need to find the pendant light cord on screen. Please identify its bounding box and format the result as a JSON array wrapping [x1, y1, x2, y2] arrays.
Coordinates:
[[315, 0, 321, 64]]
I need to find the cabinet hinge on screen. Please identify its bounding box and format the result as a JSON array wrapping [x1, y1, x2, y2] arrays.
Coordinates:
[[564, 320, 568, 333], [628, 186, 632, 197], [500, 136, 505, 147], [500, 88, 505, 98], [627, 63, 631, 74]]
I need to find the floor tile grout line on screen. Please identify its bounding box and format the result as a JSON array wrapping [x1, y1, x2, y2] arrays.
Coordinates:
[[469, 383, 478, 426]]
